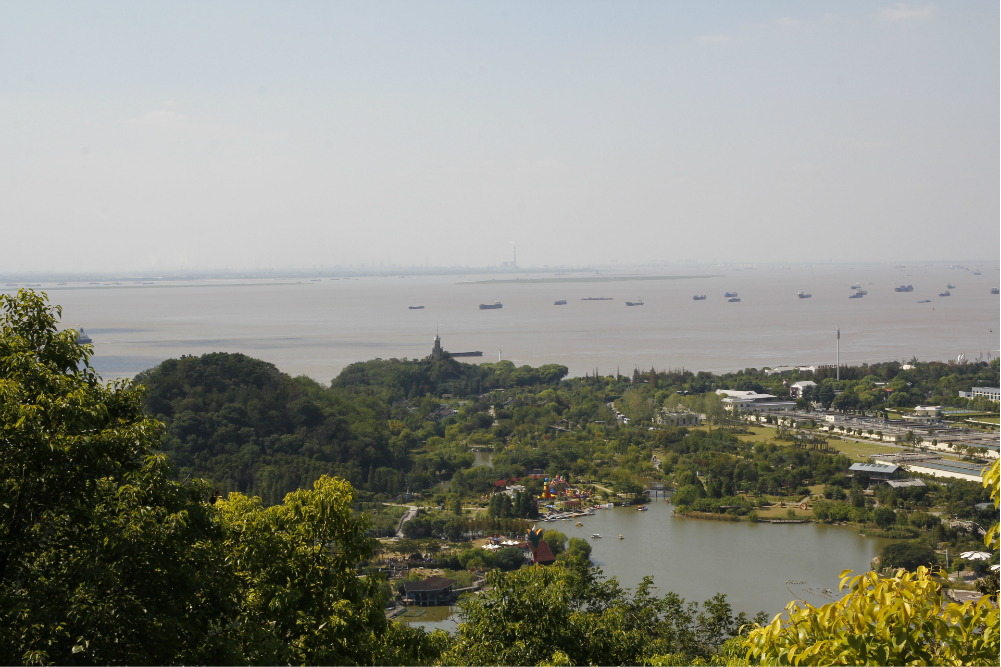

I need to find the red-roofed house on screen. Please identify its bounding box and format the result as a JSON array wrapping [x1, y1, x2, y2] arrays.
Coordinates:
[[529, 540, 556, 565]]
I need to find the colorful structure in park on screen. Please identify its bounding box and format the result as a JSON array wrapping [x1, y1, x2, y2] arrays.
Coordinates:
[[538, 474, 593, 508], [540, 474, 570, 499]]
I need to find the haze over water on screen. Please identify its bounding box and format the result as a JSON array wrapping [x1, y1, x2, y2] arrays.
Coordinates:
[[14, 262, 997, 382]]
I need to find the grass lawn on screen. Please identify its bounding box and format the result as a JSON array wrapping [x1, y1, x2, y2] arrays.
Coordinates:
[[690, 425, 786, 446], [828, 438, 900, 460], [755, 503, 815, 519]]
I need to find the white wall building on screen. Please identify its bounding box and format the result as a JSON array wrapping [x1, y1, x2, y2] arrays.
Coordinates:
[[789, 381, 817, 399], [716, 390, 796, 413], [972, 387, 1000, 402]]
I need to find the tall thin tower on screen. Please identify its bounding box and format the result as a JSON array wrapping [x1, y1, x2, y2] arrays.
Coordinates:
[[836, 328, 840, 381]]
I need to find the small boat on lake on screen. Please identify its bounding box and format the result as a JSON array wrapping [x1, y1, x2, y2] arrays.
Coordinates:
[[728, 297, 741, 302], [591, 534, 602, 539], [918, 299, 931, 303], [479, 302, 503, 309], [947, 284, 956, 289], [618, 534, 624, 540], [797, 291, 811, 298], [895, 284, 914, 292], [582, 297, 613, 301], [939, 291, 951, 297], [636, 505, 648, 511], [575, 522, 583, 527], [408, 305, 424, 309], [554, 299, 567, 305], [625, 298, 644, 306], [724, 291, 738, 297], [692, 295, 707, 300]]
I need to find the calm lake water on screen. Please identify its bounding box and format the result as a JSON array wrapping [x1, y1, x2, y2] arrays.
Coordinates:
[[401, 500, 893, 632], [6, 263, 997, 382], [471, 451, 494, 467]]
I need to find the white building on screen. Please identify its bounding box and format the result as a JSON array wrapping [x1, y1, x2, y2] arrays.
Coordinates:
[[972, 387, 1000, 402], [911, 405, 944, 419], [716, 390, 796, 413], [789, 381, 817, 399], [764, 365, 817, 376]]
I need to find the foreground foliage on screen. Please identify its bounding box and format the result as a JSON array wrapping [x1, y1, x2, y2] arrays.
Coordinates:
[[441, 560, 766, 666], [745, 459, 1000, 666], [0, 291, 442, 665]]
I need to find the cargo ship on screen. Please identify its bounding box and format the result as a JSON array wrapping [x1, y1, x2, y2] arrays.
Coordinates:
[[625, 298, 644, 306], [992, 288, 1000, 295], [554, 299, 567, 305], [918, 299, 931, 303], [797, 291, 812, 298], [894, 285, 914, 292], [76, 328, 93, 344], [582, 297, 613, 301], [479, 302, 503, 309], [408, 305, 424, 309], [851, 283, 861, 289], [849, 290, 864, 299], [947, 284, 956, 289], [724, 291, 738, 297], [938, 291, 951, 297], [728, 297, 741, 303], [973, 271, 981, 275], [692, 295, 707, 300]]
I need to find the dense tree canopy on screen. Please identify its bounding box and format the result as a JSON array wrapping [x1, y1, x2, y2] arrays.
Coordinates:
[[441, 560, 766, 666], [0, 290, 442, 665], [136, 353, 398, 504]]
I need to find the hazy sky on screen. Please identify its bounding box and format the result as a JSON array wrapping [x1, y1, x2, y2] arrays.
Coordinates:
[[2, 1, 998, 273]]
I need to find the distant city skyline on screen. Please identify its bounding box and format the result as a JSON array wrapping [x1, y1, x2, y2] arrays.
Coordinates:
[[1, 1, 998, 273]]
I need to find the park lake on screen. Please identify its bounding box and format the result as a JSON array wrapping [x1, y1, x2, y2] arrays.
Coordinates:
[[400, 499, 892, 632]]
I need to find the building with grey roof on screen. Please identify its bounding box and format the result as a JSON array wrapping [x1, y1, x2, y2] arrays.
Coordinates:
[[848, 462, 899, 481], [884, 478, 927, 489]]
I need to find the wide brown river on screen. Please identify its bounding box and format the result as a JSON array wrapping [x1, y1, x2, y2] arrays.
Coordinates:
[[8, 262, 997, 382]]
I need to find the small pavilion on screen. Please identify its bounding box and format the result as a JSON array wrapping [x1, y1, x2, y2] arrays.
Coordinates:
[[401, 575, 457, 605]]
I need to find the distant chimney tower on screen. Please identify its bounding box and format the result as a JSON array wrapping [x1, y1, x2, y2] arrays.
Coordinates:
[[836, 328, 840, 381]]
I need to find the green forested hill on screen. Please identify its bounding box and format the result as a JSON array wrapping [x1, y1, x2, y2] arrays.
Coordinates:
[[136, 353, 398, 504], [331, 355, 570, 400], [135, 353, 571, 505]]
